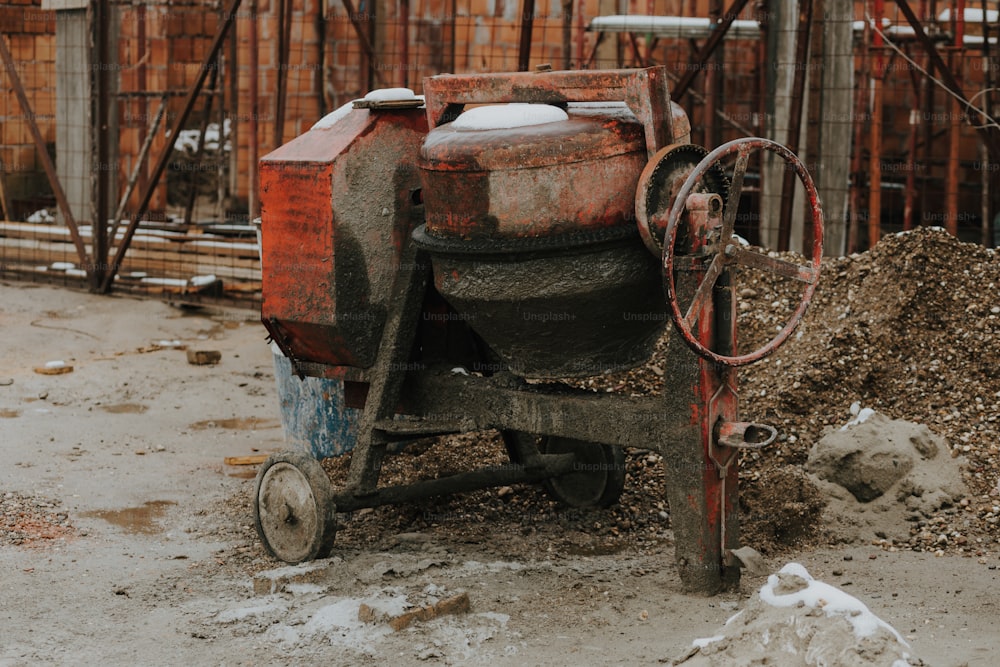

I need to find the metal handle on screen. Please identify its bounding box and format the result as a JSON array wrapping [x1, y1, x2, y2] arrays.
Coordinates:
[[716, 421, 777, 450], [421, 67, 673, 157]]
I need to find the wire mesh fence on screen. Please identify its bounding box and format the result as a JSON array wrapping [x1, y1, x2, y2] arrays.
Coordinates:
[[0, 0, 997, 309]]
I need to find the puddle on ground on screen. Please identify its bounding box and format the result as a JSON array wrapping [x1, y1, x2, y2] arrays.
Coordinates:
[[100, 403, 148, 414], [188, 417, 279, 430], [81, 500, 176, 535], [0, 408, 20, 418]]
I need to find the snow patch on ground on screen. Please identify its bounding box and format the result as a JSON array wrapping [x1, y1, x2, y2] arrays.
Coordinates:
[[257, 590, 406, 654], [691, 634, 724, 648], [841, 401, 876, 430], [27, 209, 54, 223], [674, 563, 918, 666], [214, 599, 288, 624], [760, 563, 907, 644]]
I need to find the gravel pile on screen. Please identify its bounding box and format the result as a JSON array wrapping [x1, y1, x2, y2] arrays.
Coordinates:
[[0, 492, 74, 547], [739, 227, 1000, 557]]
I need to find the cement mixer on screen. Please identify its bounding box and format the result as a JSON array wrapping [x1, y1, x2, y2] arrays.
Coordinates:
[[255, 66, 823, 594]]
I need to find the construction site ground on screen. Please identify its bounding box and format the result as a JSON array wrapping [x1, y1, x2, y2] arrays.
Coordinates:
[[2, 228, 999, 666]]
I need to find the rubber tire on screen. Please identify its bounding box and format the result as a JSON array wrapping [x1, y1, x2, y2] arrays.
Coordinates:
[[253, 451, 337, 563], [539, 437, 626, 509]]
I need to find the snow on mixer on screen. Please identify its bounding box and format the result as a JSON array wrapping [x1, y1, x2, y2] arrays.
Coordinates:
[[255, 66, 823, 594]]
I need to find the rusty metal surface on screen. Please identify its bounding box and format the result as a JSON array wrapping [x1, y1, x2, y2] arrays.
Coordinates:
[[256, 68, 810, 594], [344, 240, 430, 498], [663, 137, 823, 367], [259, 107, 427, 369], [658, 187, 740, 593], [400, 369, 697, 447], [422, 67, 673, 157], [420, 109, 646, 240], [669, 101, 692, 144], [415, 75, 675, 378], [334, 453, 579, 512], [635, 143, 729, 255]]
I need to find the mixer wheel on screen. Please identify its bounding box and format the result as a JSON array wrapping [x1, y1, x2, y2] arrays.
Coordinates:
[[253, 451, 337, 563], [662, 137, 824, 367], [539, 437, 625, 508]]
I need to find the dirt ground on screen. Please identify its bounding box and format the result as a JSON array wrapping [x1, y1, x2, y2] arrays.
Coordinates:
[[1, 281, 998, 666]]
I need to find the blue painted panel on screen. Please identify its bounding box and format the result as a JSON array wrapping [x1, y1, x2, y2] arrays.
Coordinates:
[[272, 347, 360, 459]]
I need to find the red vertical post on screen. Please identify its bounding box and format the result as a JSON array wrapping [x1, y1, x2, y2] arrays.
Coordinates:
[[136, 2, 148, 204], [518, 0, 536, 71], [756, 0, 768, 245], [400, 0, 410, 87], [705, 0, 722, 148], [902, 0, 927, 232], [922, 0, 937, 224], [575, 0, 585, 69], [249, 0, 260, 218], [661, 193, 739, 594], [868, 0, 884, 249], [946, 0, 965, 237]]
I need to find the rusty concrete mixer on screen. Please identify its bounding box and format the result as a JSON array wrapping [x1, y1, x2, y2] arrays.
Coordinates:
[[255, 66, 823, 594]]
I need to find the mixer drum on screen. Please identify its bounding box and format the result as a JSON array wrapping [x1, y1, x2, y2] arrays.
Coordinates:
[[415, 103, 668, 379]]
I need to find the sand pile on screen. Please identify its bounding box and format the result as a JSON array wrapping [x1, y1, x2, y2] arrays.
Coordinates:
[[804, 410, 966, 545]]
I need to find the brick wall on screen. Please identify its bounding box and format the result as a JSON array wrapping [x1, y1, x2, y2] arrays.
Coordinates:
[[1, 0, 762, 218], [3, 0, 993, 226], [0, 0, 56, 218]]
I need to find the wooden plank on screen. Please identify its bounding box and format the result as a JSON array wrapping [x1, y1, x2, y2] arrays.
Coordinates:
[[1, 238, 261, 281], [0, 261, 260, 302], [0, 232, 260, 268], [224, 454, 268, 466], [0, 222, 260, 258]]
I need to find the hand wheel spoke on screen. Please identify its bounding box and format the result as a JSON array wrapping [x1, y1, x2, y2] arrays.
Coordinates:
[[731, 247, 817, 283], [683, 254, 725, 329], [721, 148, 750, 241], [660, 136, 823, 367]]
